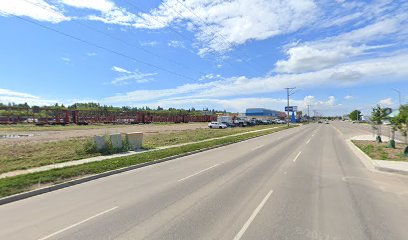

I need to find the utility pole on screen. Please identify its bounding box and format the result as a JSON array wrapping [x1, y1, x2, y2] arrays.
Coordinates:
[[307, 105, 311, 123], [285, 87, 296, 128]]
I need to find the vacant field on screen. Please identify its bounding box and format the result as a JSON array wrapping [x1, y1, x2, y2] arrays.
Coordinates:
[[0, 122, 208, 144], [0, 125, 282, 174], [353, 140, 408, 161], [0, 126, 290, 198]]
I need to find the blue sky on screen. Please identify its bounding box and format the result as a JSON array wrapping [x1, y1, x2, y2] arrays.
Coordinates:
[[0, 0, 408, 116]]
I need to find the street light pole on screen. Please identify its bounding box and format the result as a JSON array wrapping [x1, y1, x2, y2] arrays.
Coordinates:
[[285, 87, 296, 128], [392, 88, 402, 107], [307, 104, 311, 123]]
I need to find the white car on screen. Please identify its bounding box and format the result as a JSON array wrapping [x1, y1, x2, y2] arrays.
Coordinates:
[[208, 122, 227, 129], [274, 119, 286, 124]]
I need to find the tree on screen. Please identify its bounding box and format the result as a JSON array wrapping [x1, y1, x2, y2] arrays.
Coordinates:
[[370, 105, 386, 143], [349, 110, 361, 121], [393, 105, 408, 156]]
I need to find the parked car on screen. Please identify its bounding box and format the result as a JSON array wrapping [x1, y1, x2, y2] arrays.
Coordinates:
[[274, 119, 286, 124], [208, 122, 227, 129]]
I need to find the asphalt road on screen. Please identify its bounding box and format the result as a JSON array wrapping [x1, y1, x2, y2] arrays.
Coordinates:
[[1, 122, 408, 240]]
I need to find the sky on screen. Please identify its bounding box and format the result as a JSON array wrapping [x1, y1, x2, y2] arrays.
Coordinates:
[[0, 0, 408, 116]]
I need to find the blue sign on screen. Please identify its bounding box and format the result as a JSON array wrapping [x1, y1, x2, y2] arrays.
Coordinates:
[[285, 106, 298, 112]]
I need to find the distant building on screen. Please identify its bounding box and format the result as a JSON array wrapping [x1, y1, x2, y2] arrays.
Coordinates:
[[245, 108, 285, 119]]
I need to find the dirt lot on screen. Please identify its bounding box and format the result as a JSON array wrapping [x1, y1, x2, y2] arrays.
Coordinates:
[[0, 123, 208, 145]]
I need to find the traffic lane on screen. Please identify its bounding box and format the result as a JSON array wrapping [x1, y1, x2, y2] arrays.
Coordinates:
[[241, 124, 408, 240], [49, 125, 319, 240], [0, 124, 316, 240]]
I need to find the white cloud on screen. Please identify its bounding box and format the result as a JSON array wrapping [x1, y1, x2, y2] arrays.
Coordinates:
[[275, 14, 407, 73], [199, 73, 222, 81], [86, 52, 97, 56], [168, 40, 185, 48], [0, 88, 59, 105], [112, 66, 130, 74], [60, 0, 114, 13], [344, 95, 353, 100], [136, 0, 318, 54], [0, 0, 69, 23], [140, 41, 158, 47], [378, 98, 393, 106], [111, 66, 156, 85], [0, 88, 39, 99], [103, 52, 408, 104], [60, 57, 71, 63]]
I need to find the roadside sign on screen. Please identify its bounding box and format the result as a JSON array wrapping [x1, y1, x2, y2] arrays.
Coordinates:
[[285, 106, 298, 112]]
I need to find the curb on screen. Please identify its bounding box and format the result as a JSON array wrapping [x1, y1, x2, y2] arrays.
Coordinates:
[[347, 138, 408, 176], [0, 128, 285, 205], [374, 165, 408, 176]]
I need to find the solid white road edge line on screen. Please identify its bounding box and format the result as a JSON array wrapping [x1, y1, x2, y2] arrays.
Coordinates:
[[233, 190, 274, 240], [38, 206, 118, 240], [177, 164, 220, 182], [293, 151, 302, 162], [252, 145, 264, 151]]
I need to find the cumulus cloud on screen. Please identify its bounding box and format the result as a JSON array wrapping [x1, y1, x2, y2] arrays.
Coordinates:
[[111, 66, 156, 85], [275, 11, 408, 73], [136, 0, 318, 54], [378, 98, 393, 106]]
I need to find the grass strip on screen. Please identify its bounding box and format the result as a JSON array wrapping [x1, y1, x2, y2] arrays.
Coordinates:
[[0, 125, 277, 174], [352, 140, 408, 161], [0, 126, 290, 198]]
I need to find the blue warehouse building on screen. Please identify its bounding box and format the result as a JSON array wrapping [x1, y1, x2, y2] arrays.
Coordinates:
[[245, 108, 282, 118]]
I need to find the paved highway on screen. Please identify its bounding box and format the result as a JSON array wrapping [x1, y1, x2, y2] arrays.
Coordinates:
[[1, 122, 408, 240]]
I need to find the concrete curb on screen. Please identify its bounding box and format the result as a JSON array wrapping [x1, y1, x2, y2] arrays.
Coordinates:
[[374, 166, 408, 176], [0, 128, 285, 206], [347, 138, 408, 176]]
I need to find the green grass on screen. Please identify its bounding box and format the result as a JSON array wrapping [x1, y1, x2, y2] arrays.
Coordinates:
[[0, 139, 101, 174], [0, 125, 279, 174], [0, 125, 290, 198], [143, 125, 279, 148], [0, 122, 180, 132], [353, 140, 407, 161]]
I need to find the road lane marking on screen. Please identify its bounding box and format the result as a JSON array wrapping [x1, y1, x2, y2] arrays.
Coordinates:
[[233, 190, 273, 240], [38, 206, 118, 240], [252, 145, 264, 151], [293, 151, 302, 162], [306, 138, 311, 144], [177, 164, 220, 182]]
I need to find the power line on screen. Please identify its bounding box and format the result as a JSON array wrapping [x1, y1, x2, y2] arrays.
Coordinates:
[[21, 0, 207, 76], [125, 0, 259, 75], [12, 14, 197, 81], [173, 0, 266, 74]]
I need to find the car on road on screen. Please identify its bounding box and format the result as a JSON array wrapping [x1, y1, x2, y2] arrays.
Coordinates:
[[208, 122, 228, 129]]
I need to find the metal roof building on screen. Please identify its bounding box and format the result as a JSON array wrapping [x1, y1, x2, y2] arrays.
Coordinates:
[[245, 108, 283, 117]]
